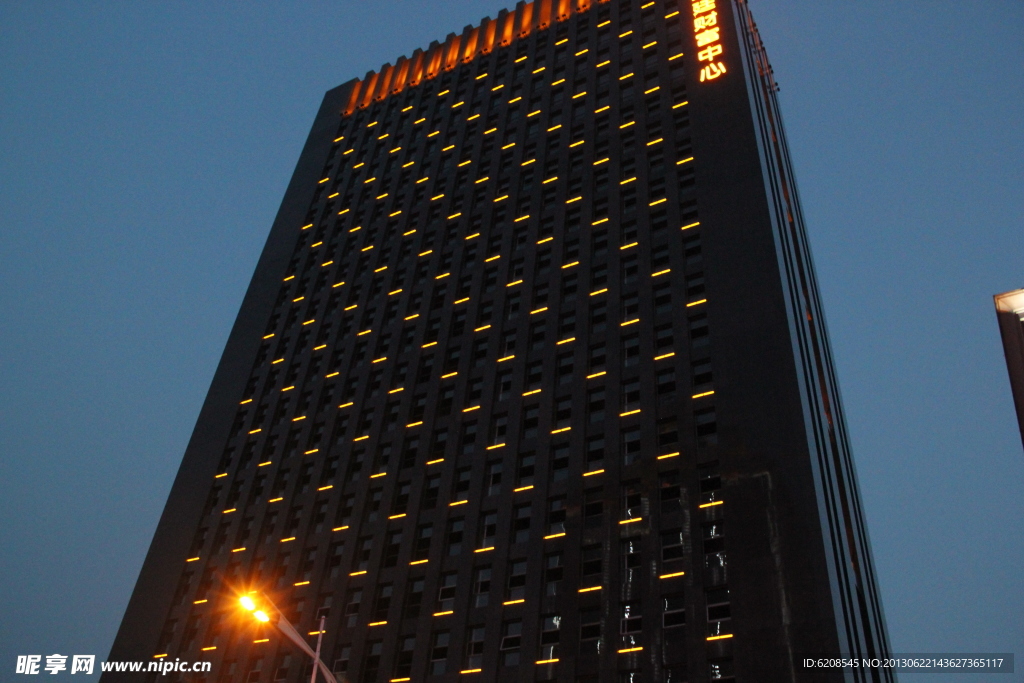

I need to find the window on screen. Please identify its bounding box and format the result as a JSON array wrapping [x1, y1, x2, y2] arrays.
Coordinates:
[[657, 367, 676, 395], [465, 626, 485, 670], [546, 497, 567, 535], [621, 538, 642, 575], [662, 528, 686, 565], [622, 334, 639, 367], [561, 273, 579, 301], [412, 524, 432, 562], [556, 353, 574, 384], [581, 544, 602, 582], [400, 435, 420, 469], [489, 413, 508, 445], [372, 444, 391, 475], [544, 552, 564, 596], [554, 396, 573, 428], [663, 594, 686, 628], [686, 272, 705, 297], [486, 461, 503, 496], [372, 584, 393, 620], [530, 320, 548, 350], [621, 379, 640, 412], [479, 511, 498, 549], [353, 536, 373, 572], [505, 292, 521, 320], [659, 471, 682, 513], [658, 416, 679, 447], [451, 309, 467, 336], [430, 429, 449, 459], [443, 345, 461, 373], [416, 353, 435, 383], [360, 640, 383, 683], [510, 504, 532, 543], [621, 483, 642, 521], [586, 434, 605, 469], [446, 518, 465, 555], [473, 566, 492, 607], [695, 406, 717, 445], [436, 572, 457, 613], [621, 426, 641, 465], [591, 229, 609, 259], [466, 378, 481, 405], [477, 301, 494, 324], [693, 359, 713, 387], [536, 248, 552, 274], [703, 521, 724, 554], [621, 292, 639, 320], [430, 631, 450, 675], [620, 602, 642, 634], [500, 620, 523, 666], [335, 495, 354, 529], [343, 588, 362, 628], [709, 658, 736, 681], [526, 360, 543, 390], [364, 488, 383, 524], [332, 646, 351, 678], [517, 451, 536, 486], [584, 488, 604, 527], [539, 615, 561, 661], [590, 300, 607, 333], [699, 462, 722, 504], [706, 588, 731, 637], [662, 668, 687, 683], [645, 280, 669, 316], [655, 322, 674, 348], [506, 559, 528, 601], [382, 531, 401, 568], [587, 389, 606, 423], [550, 443, 569, 482], [403, 578, 424, 619], [683, 232, 702, 263], [394, 636, 416, 679], [496, 370, 513, 400], [620, 253, 638, 285], [422, 474, 441, 509], [524, 401, 540, 438], [580, 609, 602, 648], [501, 329, 518, 356]]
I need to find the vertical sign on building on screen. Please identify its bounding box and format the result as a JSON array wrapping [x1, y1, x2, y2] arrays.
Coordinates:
[[691, 0, 727, 82]]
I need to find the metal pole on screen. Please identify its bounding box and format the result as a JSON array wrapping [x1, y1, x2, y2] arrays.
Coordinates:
[[260, 593, 337, 683], [310, 615, 325, 683]]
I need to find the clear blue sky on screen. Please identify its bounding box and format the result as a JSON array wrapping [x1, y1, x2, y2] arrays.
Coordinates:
[[1, 2, 1021, 681]]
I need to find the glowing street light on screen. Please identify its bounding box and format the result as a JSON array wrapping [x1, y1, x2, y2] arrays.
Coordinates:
[[239, 593, 338, 683]]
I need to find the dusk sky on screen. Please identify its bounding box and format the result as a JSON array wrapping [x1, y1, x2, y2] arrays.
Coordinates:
[[1, 2, 1021, 681]]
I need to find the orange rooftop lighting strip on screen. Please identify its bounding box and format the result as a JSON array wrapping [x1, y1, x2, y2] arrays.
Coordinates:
[[343, 0, 609, 114]]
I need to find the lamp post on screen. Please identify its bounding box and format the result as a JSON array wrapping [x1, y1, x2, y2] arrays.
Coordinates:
[[239, 594, 339, 683]]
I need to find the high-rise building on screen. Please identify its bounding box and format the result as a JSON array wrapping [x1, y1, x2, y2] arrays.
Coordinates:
[[106, 1, 893, 681], [994, 288, 1024, 449]]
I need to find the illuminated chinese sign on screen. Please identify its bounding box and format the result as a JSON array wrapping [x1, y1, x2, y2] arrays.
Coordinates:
[[691, 0, 727, 82]]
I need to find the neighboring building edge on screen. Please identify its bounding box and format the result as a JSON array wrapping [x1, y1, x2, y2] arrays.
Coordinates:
[[730, 0, 893, 670], [994, 288, 1024, 450]]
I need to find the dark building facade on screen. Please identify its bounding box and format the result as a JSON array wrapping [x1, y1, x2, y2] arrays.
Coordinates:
[[994, 288, 1024, 449], [106, 1, 892, 681]]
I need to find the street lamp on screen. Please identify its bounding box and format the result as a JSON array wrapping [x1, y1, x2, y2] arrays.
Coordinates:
[[239, 593, 338, 683]]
